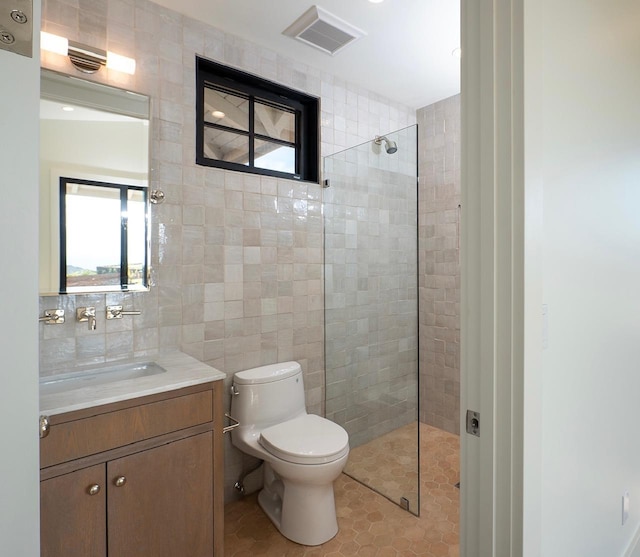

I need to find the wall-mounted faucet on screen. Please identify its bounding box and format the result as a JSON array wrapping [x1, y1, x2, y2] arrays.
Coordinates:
[[39, 309, 65, 325], [76, 307, 96, 330], [106, 305, 141, 319]]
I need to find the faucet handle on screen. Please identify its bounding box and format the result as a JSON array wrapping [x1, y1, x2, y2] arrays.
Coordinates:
[[39, 309, 65, 324], [76, 307, 97, 330], [106, 305, 142, 319]]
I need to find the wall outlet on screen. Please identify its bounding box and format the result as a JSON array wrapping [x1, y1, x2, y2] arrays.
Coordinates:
[[623, 491, 630, 525]]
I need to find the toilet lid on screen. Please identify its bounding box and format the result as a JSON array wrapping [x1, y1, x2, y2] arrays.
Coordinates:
[[259, 414, 349, 465]]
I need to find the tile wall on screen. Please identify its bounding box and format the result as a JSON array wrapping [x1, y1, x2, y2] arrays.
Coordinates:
[[417, 95, 461, 434], [38, 0, 415, 501], [323, 126, 418, 448]]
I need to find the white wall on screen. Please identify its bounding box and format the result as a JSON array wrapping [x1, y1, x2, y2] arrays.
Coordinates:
[[526, 0, 640, 554], [0, 8, 42, 556]]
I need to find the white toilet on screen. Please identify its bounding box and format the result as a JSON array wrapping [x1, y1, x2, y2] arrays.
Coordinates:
[[230, 361, 349, 546]]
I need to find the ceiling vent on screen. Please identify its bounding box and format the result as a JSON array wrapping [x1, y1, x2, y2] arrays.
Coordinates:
[[283, 6, 366, 56]]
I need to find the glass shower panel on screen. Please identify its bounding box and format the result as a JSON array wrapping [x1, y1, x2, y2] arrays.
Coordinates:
[[324, 125, 420, 515]]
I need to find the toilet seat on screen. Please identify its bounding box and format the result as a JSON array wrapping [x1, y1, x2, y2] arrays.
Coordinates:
[[259, 414, 349, 465]]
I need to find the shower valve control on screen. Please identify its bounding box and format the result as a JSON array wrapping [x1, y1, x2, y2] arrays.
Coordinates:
[[466, 410, 480, 437]]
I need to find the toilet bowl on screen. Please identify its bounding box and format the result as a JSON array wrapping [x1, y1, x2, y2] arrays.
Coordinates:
[[230, 362, 349, 546]]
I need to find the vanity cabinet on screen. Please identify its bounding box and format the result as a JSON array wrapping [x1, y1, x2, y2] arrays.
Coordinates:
[[40, 382, 224, 557], [40, 464, 106, 557]]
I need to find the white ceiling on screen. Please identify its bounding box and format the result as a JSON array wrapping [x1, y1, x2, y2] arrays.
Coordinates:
[[149, 0, 460, 109], [40, 99, 142, 122]]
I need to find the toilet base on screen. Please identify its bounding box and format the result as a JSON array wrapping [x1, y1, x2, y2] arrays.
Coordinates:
[[258, 464, 339, 546]]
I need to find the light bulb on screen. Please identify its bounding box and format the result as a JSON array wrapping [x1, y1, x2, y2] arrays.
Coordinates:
[[41, 31, 68, 56], [106, 51, 136, 75]]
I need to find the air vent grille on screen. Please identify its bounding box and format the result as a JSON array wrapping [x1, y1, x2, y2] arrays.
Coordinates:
[[283, 5, 366, 56]]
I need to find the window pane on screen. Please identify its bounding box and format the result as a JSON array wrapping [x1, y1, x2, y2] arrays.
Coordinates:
[[65, 183, 121, 289], [203, 128, 249, 165], [204, 87, 249, 132], [254, 139, 296, 174], [254, 102, 295, 142], [127, 189, 146, 286]]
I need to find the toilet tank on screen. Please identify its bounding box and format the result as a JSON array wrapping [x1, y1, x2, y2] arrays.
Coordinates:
[[231, 361, 307, 429]]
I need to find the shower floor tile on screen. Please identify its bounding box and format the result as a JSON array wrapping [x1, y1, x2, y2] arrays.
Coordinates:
[[224, 423, 459, 556]]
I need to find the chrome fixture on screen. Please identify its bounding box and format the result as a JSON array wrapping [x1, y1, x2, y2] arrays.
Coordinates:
[[40, 31, 135, 75], [374, 135, 398, 154], [87, 484, 101, 496], [76, 307, 96, 330], [106, 305, 141, 320], [114, 476, 127, 487], [0, 0, 33, 58], [223, 413, 240, 434], [233, 460, 264, 495], [149, 189, 165, 204], [66, 40, 107, 73], [39, 415, 50, 438], [39, 309, 64, 324]]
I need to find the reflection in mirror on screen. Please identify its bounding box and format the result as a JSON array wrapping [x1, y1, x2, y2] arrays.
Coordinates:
[[60, 178, 147, 292], [40, 69, 150, 294]]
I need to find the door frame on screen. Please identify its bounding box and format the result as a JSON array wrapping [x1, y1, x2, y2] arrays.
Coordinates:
[[460, 0, 527, 554]]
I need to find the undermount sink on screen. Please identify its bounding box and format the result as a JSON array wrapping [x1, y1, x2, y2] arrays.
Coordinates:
[[40, 362, 167, 396]]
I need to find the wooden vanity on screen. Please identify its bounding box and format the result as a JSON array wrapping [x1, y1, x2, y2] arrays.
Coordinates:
[[38, 355, 225, 557]]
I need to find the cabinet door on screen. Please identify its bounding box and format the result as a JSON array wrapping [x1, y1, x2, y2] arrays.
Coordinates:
[[40, 464, 106, 557], [107, 432, 214, 557]]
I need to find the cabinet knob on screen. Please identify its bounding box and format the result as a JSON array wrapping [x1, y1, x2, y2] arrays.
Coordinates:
[[87, 484, 101, 496], [39, 415, 50, 439], [114, 476, 127, 487]]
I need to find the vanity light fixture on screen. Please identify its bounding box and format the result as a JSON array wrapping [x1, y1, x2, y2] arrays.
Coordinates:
[[40, 31, 136, 75]]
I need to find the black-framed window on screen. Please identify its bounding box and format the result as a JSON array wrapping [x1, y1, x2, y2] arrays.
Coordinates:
[[196, 56, 319, 183], [59, 177, 148, 293]]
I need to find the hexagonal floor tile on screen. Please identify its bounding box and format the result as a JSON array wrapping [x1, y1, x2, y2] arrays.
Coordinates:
[[225, 424, 459, 557]]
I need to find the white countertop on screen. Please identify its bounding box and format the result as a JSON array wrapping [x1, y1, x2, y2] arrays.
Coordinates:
[[40, 352, 226, 416]]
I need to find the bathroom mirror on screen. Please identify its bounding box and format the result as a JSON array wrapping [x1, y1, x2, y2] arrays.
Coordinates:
[[39, 69, 150, 295]]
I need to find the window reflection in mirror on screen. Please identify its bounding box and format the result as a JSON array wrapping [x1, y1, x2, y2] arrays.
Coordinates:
[[40, 69, 150, 295], [60, 179, 147, 292]]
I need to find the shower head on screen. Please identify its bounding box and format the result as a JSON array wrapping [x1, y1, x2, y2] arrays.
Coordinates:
[[374, 135, 398, 154]]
